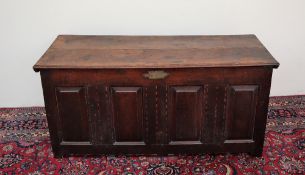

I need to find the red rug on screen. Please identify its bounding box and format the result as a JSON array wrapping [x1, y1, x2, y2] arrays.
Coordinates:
[[1, 96, 305, 174]]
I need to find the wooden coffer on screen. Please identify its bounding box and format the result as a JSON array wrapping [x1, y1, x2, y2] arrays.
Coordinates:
[[33, 35, 279, 157]]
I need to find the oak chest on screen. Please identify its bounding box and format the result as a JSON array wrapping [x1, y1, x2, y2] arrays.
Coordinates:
[[33, 35, 279, 157]]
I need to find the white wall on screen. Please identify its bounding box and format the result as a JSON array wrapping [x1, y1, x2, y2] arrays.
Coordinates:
[[0, 0, 305, 107]]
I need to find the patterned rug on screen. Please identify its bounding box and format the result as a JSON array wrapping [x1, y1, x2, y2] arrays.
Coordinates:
[[0, 96, 305, 174]]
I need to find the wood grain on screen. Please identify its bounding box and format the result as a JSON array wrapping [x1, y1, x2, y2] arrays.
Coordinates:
[[34, 35, 279, 157], [33, 35, 279, 71]]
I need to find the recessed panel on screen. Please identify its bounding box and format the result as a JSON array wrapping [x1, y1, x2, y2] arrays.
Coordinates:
[[168, 86, 204, 143], [56, 87, 90, 143], [111, 87, 144, 143], [225, 85, 258, 141]]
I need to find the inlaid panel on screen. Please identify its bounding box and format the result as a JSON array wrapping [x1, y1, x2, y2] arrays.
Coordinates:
[[111, 87, 145, 145], [225, 85, 259, 143], [168, 86, 204, 144], [202, 84, 226, 144], [55, 87, 90, 144]]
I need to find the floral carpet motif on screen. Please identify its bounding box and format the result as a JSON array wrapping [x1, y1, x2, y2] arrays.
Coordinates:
[[0, 96, 305, 174]]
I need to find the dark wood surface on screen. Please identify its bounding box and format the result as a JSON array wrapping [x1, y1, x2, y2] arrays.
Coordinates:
[[34, 35, 279, 157], [33, 35, 279, 71]]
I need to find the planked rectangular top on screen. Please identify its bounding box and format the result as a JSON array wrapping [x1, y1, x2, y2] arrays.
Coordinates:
[[33, 35, 279, 72]]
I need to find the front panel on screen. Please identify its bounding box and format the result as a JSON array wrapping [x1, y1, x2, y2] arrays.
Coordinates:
[[40, 67, 273, 157], [55, 87, 91, 145], [168, 86, 204, 144], [111, 87, 145, 145], [225, 85, 259, 143]]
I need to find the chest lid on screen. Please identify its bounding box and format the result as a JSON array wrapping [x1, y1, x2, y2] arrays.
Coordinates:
[[33, 35, 279, 72]]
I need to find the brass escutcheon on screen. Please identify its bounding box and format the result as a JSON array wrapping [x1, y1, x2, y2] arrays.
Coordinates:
[[143, 70, 169, 80]]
